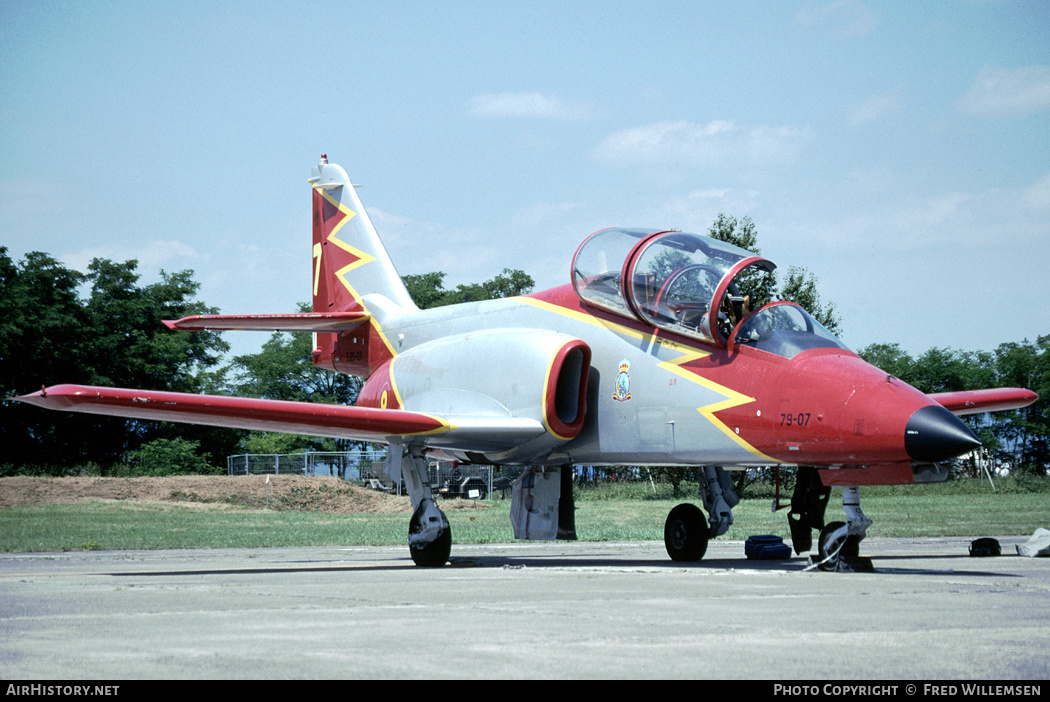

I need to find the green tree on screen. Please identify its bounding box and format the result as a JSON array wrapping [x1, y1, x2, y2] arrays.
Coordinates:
[[1, 249, 230, 472], [777, 266, 842, 335], [83, 260, 227, 393], [993, 337, 1049, 475], [0, 249, 95, 470], [708, 213, 760, 253], [859, 340, 1048, 478], [401, 271, 449, 310], [707, 214, 776, 307], [125, 437, 220, 475], [857, 342, 914, 381], [402, 268, 535, 309], [707, 214, 839, 332], [81, 259, 233, 466]]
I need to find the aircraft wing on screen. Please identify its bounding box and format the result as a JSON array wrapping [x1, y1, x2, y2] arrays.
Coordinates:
[[163, 312, 370, 333], [930, 387, 1039, 416], [16, 385, 545, 452]]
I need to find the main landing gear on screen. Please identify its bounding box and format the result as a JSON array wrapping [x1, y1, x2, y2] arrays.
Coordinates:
[[391, 446, 452, 567], [664, 467, 737, 562], [664, 503, 709, 561]]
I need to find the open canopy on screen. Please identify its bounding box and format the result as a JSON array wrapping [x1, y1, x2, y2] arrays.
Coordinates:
[[572, 228, 848, 356]]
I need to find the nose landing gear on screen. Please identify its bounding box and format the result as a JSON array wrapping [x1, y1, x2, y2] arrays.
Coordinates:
[[812, 486, 873, 572]]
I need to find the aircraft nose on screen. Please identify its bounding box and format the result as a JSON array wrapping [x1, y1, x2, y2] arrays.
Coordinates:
[[905, 405, 982, 462]]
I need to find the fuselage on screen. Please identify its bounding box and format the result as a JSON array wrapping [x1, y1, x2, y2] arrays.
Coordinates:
[[348, 282, 976, 469]]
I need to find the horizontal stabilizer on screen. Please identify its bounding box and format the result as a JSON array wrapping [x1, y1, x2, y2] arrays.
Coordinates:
[[164, 312, 370, 333], [17, 385, 545, 451], [930, 387, 1038, 416]]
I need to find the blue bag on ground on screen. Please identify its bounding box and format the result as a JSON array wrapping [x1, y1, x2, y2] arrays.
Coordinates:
[[745, 534, 792, 560]]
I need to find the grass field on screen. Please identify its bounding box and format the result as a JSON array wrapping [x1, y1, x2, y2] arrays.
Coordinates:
[[1, 478, 1047, 552]]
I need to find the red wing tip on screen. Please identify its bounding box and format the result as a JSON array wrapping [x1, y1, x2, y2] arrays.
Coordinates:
[[17, 384, 98, 404], [14, 390, 47, 407]]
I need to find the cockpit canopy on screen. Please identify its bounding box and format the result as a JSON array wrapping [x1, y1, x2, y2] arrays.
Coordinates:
[[572, 228, 848, 356]]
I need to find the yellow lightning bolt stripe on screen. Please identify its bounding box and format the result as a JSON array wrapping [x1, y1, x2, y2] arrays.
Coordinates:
[[519, 297, 780, 462], [313, 186, 375, 293], [520, 297, 665, 343], [312, 185, 397, 361], [654, 340, 779, 462]]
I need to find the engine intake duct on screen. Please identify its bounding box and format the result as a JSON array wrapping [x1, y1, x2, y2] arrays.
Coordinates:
[[545, 340, 591, 440]]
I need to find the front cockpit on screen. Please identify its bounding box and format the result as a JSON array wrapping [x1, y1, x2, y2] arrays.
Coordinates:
[[572, 228, 849, 356]]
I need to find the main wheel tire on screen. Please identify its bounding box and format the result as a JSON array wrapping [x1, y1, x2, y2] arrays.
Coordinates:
[[664, 503, 709, 562], [408, 505, 452, 567], [817, 520, 860, 572]]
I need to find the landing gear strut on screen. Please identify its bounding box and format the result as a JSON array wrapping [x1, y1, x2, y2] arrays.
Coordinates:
[[813, 486, 872, 572], [663, 467, 738, 562], [390, 445, 451, 567], [787, 466, 830, 555]]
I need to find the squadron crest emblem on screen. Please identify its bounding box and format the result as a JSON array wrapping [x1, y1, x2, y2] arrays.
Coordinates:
[[613, 359, 632, 402]]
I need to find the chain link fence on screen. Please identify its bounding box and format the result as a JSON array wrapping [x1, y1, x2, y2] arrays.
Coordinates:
[[226, 450, 497, 499]]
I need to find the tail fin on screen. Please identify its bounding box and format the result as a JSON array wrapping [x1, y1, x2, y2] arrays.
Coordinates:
[[310, 155, 415, 378], [310, 155, 417, 314]]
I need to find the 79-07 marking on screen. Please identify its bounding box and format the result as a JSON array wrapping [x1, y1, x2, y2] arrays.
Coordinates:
[[780, 412, 811, 427]]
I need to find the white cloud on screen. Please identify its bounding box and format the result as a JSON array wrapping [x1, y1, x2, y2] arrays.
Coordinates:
[[592, 120, 810, 167], [687, 188, 730, 200], [513, 200, 581, 227], [64, 240, 203, 276], [368, 206, 503, 282], [795, 1, 879, 38], [891, 192, 973, 235], [656, 188, 761, 234], [957, 65, 1050, 116], [466, 92, 589, 120], [1023, 171, 1050, 211], [849, 92, 900, 126]]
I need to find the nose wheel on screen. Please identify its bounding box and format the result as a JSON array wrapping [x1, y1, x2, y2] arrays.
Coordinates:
[[813, 486, 873, 572], [816, 521, 861, 571]]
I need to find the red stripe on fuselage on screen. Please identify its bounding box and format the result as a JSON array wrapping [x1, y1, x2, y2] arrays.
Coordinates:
[[524, 286, 929, 466]]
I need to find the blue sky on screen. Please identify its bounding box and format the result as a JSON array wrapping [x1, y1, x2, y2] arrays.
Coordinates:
[[3, 1, 1048, 361]]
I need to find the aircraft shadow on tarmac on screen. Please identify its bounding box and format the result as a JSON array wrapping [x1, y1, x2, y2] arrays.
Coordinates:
[[107, 553, 1022, 578]]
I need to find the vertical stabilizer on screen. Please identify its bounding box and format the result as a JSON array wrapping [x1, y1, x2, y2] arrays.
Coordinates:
[[310, 155, 415, 378], [310, 155, 417, 314]]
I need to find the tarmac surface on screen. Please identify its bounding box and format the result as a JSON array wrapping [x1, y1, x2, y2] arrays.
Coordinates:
[[1, 536, 1048, 680]]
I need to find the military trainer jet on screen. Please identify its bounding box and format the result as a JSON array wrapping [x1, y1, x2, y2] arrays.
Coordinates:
[[19, 156, 1038, 568]]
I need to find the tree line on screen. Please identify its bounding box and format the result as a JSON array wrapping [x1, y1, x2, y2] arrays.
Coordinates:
[[2, 215, 1046, 477]]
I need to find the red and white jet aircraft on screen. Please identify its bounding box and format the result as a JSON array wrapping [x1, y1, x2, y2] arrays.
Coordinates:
[[19, 156, 1038, 568]]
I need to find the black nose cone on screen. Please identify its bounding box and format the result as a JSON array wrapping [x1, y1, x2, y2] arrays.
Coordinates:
[[905, 405, 982, 462]]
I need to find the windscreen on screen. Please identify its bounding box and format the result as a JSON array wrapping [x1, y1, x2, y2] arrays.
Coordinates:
[[732, 302, 850, 358]]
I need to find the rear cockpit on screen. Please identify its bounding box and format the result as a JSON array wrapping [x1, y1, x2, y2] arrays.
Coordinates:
[[572, 228, 849, 356]]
